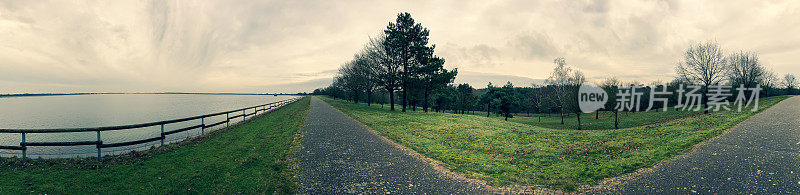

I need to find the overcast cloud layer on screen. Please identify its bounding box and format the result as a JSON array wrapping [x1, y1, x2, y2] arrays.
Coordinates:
[[1, 0, 798, 93]]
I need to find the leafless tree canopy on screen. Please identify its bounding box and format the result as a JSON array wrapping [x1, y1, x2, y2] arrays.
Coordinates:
[[727, 51, 765, 88], [675, 41, 727, 87], [784, 74, 798, 89], [602, 76, 621, 87], [365, 36, 398, 92], [546, 57, 585, 114]]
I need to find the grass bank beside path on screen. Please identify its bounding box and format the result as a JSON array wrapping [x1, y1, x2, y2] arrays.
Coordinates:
[[320, 95, 791, 191], [0, 97, 310, 194]]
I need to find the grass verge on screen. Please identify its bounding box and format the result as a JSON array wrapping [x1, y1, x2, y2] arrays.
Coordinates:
[[320, 95, 791, 190], [0, 97, 310, 194]]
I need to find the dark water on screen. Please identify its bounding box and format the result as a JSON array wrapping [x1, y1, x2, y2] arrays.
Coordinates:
[[0, 94, 298, 158]]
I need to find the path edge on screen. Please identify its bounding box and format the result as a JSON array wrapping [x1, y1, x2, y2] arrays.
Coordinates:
[[316, 97, 573, 194], [288, 97, 311, 194], [585, 95, 798, 192]]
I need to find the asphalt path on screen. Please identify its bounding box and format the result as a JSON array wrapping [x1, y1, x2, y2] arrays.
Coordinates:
[[297, 97, 489, 194], [608, 96, 800, 194]]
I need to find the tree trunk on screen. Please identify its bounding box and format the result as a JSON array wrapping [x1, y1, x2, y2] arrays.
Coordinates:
[[560, 109, 564, 125], [423, 89, 429, 112], [402, 88, 407, 112], [614, 110, 619, 129], [596, 111, 599, 119], [353, 90, 359, 104], [486, 103, 491, 117], [577, 112, 582, 130], [389, 90, 395, 111], [402, 76, 407, 112], [703, 86, 709, 114], [367, 91, 372, 106]]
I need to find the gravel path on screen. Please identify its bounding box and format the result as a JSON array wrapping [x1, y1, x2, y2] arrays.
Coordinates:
[[608, 96, 800, 194], [297, 97, 489, 194]]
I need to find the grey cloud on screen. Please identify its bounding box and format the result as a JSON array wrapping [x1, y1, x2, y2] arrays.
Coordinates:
[[1, 0, 799, 93], [439, 43, 502, 68], [581, 0, 610, 13], [508, 32, 559, 60]]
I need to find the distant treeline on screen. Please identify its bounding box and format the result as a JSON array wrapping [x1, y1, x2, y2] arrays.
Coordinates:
[[315, 13, 798, 130]]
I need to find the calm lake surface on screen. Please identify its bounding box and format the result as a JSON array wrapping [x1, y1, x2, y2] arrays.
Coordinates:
[[0, 94, 299, 158]]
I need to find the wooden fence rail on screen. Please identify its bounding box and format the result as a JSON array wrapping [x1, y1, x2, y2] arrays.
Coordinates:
[[0, 97, 302, 160]]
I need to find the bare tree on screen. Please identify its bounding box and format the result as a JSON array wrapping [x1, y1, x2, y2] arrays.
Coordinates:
[[337, 61, 364, 102], [366, 36, 401, 110], [352, 52, 380, 106], [727, 51, 765, 88], [546, 57, 585, 125], [761, 69, 780, 96], [602, 77, 622, 88], [602, 77, 621, 129], [675, 40, 727, 114], [783, 74, 798, 94], [530, 84, 546, 123]]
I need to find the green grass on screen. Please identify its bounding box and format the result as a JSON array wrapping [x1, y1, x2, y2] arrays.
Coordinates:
[[0, 97, 310, 194], [320, 95, 792, 190], [507, 108, 701, 130]]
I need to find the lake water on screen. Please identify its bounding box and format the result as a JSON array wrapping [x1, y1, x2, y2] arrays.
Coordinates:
[[0, 94, 299, 158]]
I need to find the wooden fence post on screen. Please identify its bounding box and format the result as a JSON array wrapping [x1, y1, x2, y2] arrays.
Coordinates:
[[21, 133, 26, 159], [160, 124, 165, 147], [96, 131, 102, 161]]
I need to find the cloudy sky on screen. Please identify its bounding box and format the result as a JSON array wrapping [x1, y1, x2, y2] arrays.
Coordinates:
[[1, 0, 798, 93]]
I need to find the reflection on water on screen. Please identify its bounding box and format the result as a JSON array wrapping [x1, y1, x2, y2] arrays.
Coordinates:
[[0, 94, 298, 158]]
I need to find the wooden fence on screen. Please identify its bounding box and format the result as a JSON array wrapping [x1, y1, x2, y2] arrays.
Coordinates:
[[0, 97, 302, 160]]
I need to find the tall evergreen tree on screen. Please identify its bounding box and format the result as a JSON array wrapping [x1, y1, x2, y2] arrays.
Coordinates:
[[384, 12, 431, 112], [414, 52, 457, 112], [499, 82, 520, 121], [457, 83, 475, 114]]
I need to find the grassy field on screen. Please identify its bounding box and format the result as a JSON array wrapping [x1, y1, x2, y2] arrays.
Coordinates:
[[321, 95, 791, 190], [0, 97, 310, 194], [507, 108, 701, 130]]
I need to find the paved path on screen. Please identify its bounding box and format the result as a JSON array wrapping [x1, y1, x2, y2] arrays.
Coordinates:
[[610, 96, 800, 194], [297, 97, 488, 194]]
